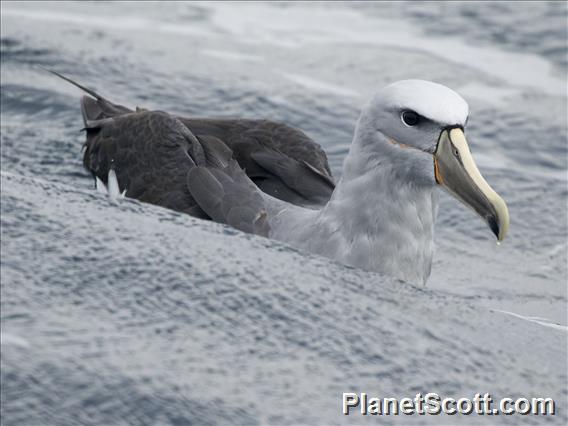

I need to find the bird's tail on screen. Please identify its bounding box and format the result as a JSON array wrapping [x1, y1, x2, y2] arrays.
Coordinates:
[[44, 68, 133, 127]]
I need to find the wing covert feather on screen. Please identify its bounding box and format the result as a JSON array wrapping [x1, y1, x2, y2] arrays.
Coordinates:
[[186, 160, 270, 236]]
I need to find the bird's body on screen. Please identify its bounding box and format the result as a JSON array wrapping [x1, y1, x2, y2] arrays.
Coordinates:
[[267, 172, 439, 284], [81, 100, 335, 215], [54, 72, 509, 285]]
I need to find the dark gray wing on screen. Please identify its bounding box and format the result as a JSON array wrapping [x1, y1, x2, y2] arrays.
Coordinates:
[[45, 72, 208, 216], [250, 148, 334, 205], [83, 109, 210, 217], [179, 118, 336, 207], [187, 159, 270, 236], [51, 71, 335, 218]]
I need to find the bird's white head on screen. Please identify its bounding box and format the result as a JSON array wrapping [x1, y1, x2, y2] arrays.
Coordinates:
[[352, 79, 509, 241]]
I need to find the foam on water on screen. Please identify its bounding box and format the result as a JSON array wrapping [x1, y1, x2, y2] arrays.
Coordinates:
[[204, 2, 565, 97], [280, 72, 361, 98], [493, 310, 568, 332], [0, 332, 31, 349], [201, 49, 264, 63]]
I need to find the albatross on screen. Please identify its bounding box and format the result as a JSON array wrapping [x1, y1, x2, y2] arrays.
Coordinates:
[[53, 71, 509, 285]]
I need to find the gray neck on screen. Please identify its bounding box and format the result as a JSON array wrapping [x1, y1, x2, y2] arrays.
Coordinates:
[[312, 134, 439, 285]]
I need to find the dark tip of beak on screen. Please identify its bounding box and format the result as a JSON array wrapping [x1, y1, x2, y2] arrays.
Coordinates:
[[487, 215, 500, 239]]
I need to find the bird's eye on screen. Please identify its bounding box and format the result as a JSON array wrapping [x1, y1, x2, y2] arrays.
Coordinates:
[[401, 110, 420, 127]]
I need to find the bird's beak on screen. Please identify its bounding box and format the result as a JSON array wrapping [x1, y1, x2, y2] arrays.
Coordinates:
[[434, 127, 509, 241]]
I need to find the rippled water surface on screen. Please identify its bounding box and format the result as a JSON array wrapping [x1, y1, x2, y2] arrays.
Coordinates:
[[1, 2, 567, 425]]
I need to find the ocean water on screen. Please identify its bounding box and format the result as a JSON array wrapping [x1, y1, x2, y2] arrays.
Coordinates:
[[1, 2, 567, 425]]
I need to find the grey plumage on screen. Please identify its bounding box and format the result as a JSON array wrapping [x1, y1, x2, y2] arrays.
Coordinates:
[[187, 160, 270, 236], [251, 148, 334, 206]]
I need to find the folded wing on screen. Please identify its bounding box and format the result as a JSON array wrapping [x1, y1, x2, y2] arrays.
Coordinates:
[[187, 159, 271, 236], [52, 71, 336, 225]]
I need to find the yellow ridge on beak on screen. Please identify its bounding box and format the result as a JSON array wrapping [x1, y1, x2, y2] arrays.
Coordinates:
[[434, 128, 509, 241]]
